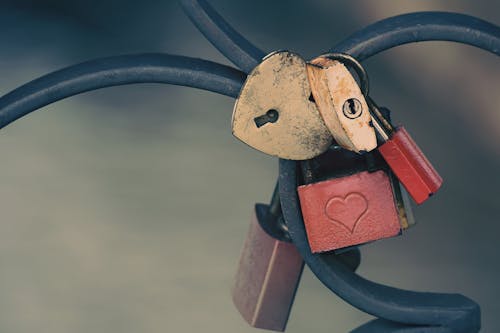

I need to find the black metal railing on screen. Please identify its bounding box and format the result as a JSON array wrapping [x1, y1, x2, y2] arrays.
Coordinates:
[[0, 0, 499, 331]]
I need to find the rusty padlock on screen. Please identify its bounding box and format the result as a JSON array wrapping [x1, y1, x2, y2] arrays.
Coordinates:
[[307, 56, 377, 153], [232, 51, 377, 160], [232, 51, 332, 160], [367, 99, 443, 204], [232, 186, 364, 330], [232, 189, 304, 332], [297, 145, 412, 253]]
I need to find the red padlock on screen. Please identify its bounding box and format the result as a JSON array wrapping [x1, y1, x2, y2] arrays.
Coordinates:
[[297, 149, 407, 253], [232, 199, 304, 331], [368, 100, 443, 204]]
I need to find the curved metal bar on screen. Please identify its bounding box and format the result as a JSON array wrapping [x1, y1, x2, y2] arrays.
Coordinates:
[[0, 53, 245, 129], [279, 159, 480, 333], [351, 319, 453, 333], [331, 11, 500, 60], [180, 0, 266, 73]]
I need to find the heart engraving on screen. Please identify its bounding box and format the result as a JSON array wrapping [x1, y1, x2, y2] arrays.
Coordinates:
[[325, 193, 368, 233]]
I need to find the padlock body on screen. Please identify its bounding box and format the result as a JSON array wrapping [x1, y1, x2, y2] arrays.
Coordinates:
[[232, 51, 332, 160], [232, 205, 304, 332], [378, 126, 443, 204], [298, 170, 401, 253]]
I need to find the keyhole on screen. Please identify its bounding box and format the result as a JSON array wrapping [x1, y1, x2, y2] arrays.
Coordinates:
[[342, 98, 363, 119], [254, 109, 279, 128]]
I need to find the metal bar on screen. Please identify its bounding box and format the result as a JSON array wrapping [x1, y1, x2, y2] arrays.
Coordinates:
[[351, 319, 453, 333], [331, 11, 500, 60], [180, 0, 266, 74], [0, 53, 245, 129]]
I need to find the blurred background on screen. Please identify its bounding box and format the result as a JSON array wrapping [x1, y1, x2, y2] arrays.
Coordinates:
[[0, 0, 498, 332]]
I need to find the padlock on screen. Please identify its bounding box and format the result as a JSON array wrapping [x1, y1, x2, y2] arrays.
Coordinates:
[[232, 51, 376, 160], [232, 51, 332, 160], [232, 192, 304, 332], [297, 147, 409, 253], [232, 187, 364, 330], [306, 56, 377, 153], [378, 107, 416, 231], [367, 99, 443, 204], [305, 53, 442, 204]]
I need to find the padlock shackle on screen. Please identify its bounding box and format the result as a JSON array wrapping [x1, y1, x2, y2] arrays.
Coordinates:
[[314, 53, 370, 96], [366, 97, 394, 140]]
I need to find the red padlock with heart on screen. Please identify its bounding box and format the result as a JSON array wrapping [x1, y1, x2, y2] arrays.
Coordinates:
[[297, 148, 409, 253]]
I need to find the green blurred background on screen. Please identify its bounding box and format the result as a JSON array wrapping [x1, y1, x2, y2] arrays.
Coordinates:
[[0, 0, 498, 332]]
